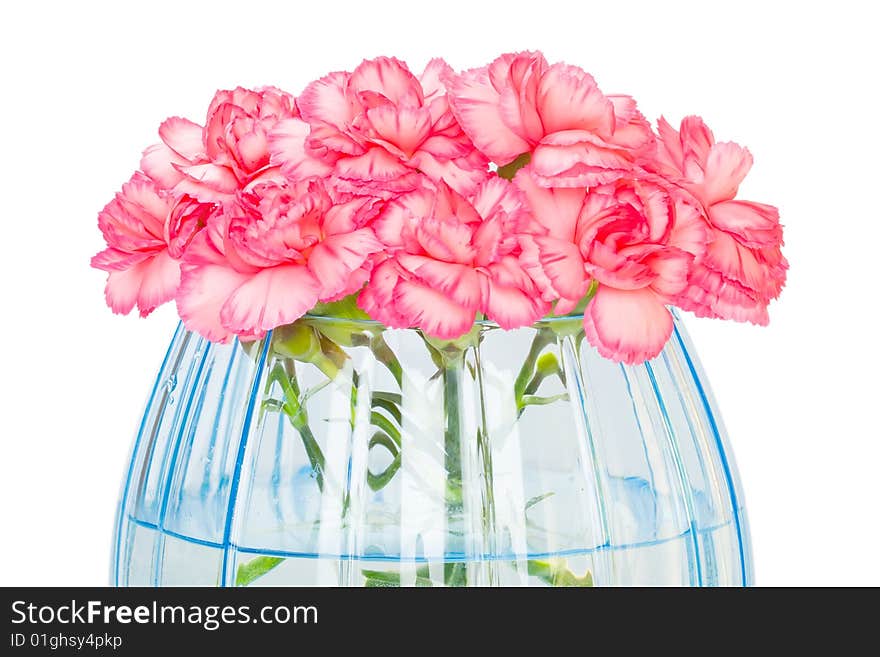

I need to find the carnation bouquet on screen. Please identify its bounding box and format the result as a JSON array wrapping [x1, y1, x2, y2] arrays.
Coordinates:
[[96, 52, 785, 587]]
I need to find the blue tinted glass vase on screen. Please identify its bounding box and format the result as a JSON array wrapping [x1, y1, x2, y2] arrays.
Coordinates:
[[111, 312, 752, 587]]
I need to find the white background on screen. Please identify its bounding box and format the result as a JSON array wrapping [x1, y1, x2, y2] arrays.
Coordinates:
[[1, 0, 877, 586]]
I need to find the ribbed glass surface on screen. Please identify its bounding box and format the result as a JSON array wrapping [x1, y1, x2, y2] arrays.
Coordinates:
[[112, 312, 752, 587]]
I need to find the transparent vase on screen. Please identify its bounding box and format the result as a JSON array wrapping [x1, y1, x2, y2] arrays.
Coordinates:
[[111, 311, 752, 587]]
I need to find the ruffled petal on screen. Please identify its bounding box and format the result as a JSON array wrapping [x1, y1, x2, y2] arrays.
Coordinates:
[[131, 249, 181, 316], [91, 247, 152, 272], [394, 279, 476, 339], [497, 60, 544, 144], [349, 57, 423, 107], [174, 163, 240, 202], [220, 265, 321, 334], [420, 57, 453, 99], [396, 253, 482, 308], [358, 259, 409, 328], [708, 199, 782, 248], [104, 249, 179, 317], [371, 187, 434, 248], [141, 142, 188, 189], [655, 115, 685, 173], [536, 64, 615, 137], [531, 130, 634, 188], [701, 142, 753, 205], [607, 96, 655, 153], [534, 235, 590, 299], [334, 147, 412, 183], [669, 197, 710, 258], [447, 66, 532, 163], [679, 116, 715, 167], [702, 230, 786, 302], [268, 117, 334, 179], [484, 277, 548, 329], [518, 235, 557, 301], [298, 71, 356, 129], [408, 150, 488, 196], [676, 262, 771, 325], [308, 229, 383, 300], [646, 249, 693, 298], [176, 263, 248, 342], [583, 286, 673, 364], [159, 116, 205, 160], [365, 104, 432, 157], [513, 168, 586, 239]]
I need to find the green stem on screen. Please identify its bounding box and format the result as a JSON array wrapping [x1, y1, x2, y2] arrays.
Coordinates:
[[268, 362, 326, 492], [514, 330, 553, 404], [371, 334, 403, 387], [442, 355, 466, 586]]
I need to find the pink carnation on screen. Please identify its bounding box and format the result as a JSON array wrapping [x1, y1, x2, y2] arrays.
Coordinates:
[[358, 178, 549, 338], [654, 116, 787, 324], [446, 51, 654, 187], [142, 86, 297, 202], [176, 180, 383, 341], [518, 171, 707, 363], [91, 173, 199, 316], [269, 57, 489, 198]]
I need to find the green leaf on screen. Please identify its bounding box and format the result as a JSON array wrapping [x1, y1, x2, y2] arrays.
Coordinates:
[[497, 152, 532, 180], [520, 393, 569, 408], [310, 294, 371, 320], [370, 410, 401, 447], [235, 556, 285, 587], [444, 561, 468, 587], [525, 492, 556, 511], [527, 559, 593, 587], [371, 392, 403, 425], [362, 567, 433, 587], [368, 431, 399, 457], [367, 439, 402, 492]]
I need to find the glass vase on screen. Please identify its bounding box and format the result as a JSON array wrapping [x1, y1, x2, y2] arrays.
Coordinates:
[[111, 312, 752, 587]]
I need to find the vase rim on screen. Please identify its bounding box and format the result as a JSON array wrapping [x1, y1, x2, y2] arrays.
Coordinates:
[[301, 312, 587, 329]]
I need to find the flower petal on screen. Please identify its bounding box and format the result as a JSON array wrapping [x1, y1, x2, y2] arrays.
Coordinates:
[[358, 260, 409, 327], [655, 115, 685, 173], [91, 247, 152, 272], [409, 151, 488, 196], [177, 264, 248, 342], [268, 117, 334, 179], [583, 286, 673, 364], [420, 57, 453, 99], [447, 66, 532, 163], [534, 234, 590, 300], [536, 64, 615, 137], [220, 265, 321, 334], [334, 147, 412, 182], [607, 95, 654, 152], [701, 142, 753, 205], [365, 104, 432, 157], [159, 116, 205, 160], [308, 229, 383, 300], [349, 56, 423, 107], [141, 142, 188, 189], [104, 249, 180, 317], [174, 163, 240, 202], [679, 116, 715, 166], [394, 279, 475, 338], [396, 253, 482, 308], [708, 199, 782, 247], [298, 71, 356, 129], [484, 277, 548, 330], [531, 130, 634, 188], [702, 229, 786, 301], [514, 168, 587, 239]]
